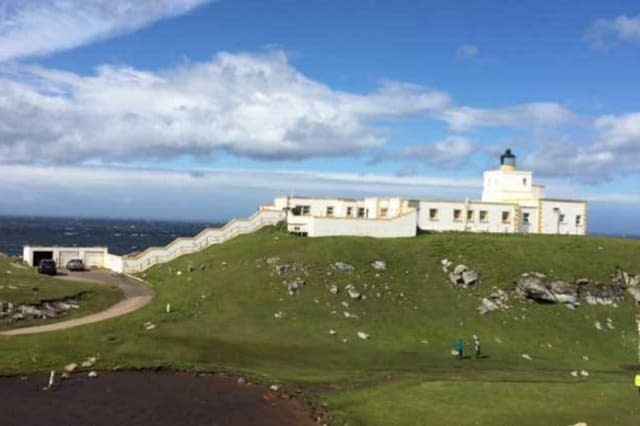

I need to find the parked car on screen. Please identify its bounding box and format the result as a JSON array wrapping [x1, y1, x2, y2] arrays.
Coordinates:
[[37, 259, 57, 275], [66, 259, 85, 271]]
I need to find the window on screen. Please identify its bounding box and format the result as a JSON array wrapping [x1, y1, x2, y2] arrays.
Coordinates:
[[380, 208, 388, 218], [576, 215, 582, 226], [523, 178, 527, 186], [479, 210, 488, 222], [357, 207, 366, 218], [453, 209, 462, 222], [501, 211, 510, 223], [559, 214, 566, 223], [326, 206, 334, 216], [347, 207, 353, 216], [429, 208, 438, 221], [522, 212, 530, 224], [302, 205, 310, 216], [467, 210, 474, 222]]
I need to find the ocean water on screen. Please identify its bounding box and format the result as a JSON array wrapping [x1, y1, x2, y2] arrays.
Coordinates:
[[0, 216, 220, 257]]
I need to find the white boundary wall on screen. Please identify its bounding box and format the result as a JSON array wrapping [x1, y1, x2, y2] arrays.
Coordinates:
[[288, 210, 417, 238]]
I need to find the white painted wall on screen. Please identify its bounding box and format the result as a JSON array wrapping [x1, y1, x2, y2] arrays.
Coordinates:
[[417, 201, 518, 233], [482, 169, 539, 204], [539, 200, 587, 235], [290, 210, 417, 238], [23, 246, 108, 268]]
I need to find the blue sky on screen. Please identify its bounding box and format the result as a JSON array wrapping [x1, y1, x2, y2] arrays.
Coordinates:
[[0, 1, 639, 234]]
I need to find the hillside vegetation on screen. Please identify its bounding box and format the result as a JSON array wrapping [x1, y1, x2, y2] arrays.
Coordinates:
[[2, 227, 639, 425]]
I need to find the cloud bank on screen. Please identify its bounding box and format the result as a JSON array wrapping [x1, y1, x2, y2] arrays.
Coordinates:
[[586, 14, 640, 48], [0, 0, 214, 61]]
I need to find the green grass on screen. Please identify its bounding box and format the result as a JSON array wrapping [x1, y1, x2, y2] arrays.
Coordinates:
[[0, 256, 123, 330], [1, 228, 639, 425]]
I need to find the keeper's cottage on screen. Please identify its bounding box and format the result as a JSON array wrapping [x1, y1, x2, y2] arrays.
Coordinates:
[[274, 149, 587, 238]]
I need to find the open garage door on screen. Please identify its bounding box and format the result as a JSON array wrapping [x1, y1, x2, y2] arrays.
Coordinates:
[[84, 251, 104, 268], [32, 251, 53, 267], [58, 250, 80, 267]]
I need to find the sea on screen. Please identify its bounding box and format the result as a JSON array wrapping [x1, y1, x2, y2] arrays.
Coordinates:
[[0, 216, 221, 257]]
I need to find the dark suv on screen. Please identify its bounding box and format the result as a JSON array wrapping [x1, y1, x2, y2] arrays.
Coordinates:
[[37, 259, 57, 275]]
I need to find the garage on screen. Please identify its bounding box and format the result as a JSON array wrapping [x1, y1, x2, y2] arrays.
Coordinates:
[[58, 250, 80, 267], [84, 251, 105, 268], [32, 250, 53, 267]]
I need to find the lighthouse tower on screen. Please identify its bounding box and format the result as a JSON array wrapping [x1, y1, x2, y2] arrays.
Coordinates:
[[481, 149, 543, 207]]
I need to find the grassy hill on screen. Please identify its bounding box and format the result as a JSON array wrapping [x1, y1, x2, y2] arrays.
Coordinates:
[[2, 227, 639, 425], [0, 256, 122, 331]]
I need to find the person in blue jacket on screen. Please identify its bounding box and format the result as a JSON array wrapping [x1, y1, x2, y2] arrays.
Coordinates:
[[455, 337, 464, 360]]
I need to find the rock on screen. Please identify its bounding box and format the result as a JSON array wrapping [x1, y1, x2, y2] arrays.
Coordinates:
[[627, 287, 640, 304], [580, 370, 589, 377], [144, 322, 156, 330], [266, 257, 280, 265], [329, 284, 339, 295], [88, 371, 98, 378], [453, 264, 468, 275], [287, 278, 305, 295], [237, 377, 246, 385], [515, 274, 557, 303], [462, 270, 480, 286], [569, 423, 588, 426], [357, 331, 370, 340], [333, 262, 355, 273], [440, 258, 453, 272], [329, 329, 336, 335], [549, 280, 579, 305], [521, 354, 532, 361], [570, 370, 578, 377], [629, 274, 640, 288], [478, 298, 500, 315], [449, 273, 463, 286], [166, 303, 171, 313], [594, 321, 603, 331], [348, 288, 361, 299], [371, 260, 386, 271], [274, 311, 284, 319], [60, 373, 69, 380], [269, 384, 280, 391], [64, 363, 78, 373], [575, 278, 590, 286], [583, 286, 624, 305], [275, 264, 291, 275], [176, 270, 182, 276]]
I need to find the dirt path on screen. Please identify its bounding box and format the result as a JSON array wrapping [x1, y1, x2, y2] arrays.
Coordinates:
[[0, 271, 153, 337], [0, 371, 315, 426]]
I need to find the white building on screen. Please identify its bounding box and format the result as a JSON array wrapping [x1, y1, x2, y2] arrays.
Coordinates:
[[276, 149, 587, 238], [23, 246, 109, 268]]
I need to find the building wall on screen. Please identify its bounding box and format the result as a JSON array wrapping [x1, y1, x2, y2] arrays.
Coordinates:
[[274, 196, 410, 219], [23, 246, 108, 268], [482, 169, 540, 204], [417, 201, 518, 233], [539, 199, 587, 235], [288, 210, 417, 238]]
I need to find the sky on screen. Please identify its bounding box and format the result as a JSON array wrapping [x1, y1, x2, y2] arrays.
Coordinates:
[[0, 0, 639, 235]]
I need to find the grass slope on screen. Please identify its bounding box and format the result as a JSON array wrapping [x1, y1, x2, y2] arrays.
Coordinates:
[[1, 228, 639, 425], [0, 257, 123, 330]]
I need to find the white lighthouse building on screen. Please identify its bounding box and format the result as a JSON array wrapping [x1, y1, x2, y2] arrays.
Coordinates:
[[273, 149, 587, 238]]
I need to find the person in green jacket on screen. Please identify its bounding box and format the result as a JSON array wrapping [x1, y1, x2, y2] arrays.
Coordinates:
[[455, 338, 464, 360]]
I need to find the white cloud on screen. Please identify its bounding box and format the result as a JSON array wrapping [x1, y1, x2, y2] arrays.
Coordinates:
[[395, 136, 473, 167], [586, 15, 640, 49], [595, 112, 640, 150], [0, 50, 579, 165], [440, 102, 575, 132], [0, 0, 214, 61], [455, 44, 478, 60]]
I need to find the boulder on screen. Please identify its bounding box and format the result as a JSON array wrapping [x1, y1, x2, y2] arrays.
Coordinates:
[[449, 273, 463, 286], [549, 280, 579, 305], [333, 262, 355, 273], [478, 298, 500, 315], [453, 264, 468, 275], [515, 274, 557, 303], [357, 331, 370, 340], [287, 278, 305, 295], [462, 270, 480, 286], [329, 284, 339, 295], [371, 260, 386, 271], [347, 288, 361, 299]]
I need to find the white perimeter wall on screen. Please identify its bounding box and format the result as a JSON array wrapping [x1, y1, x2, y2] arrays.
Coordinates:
[[293, 211, 417, 238]]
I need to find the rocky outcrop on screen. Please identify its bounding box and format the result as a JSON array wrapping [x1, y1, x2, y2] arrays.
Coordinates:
[[515, 273, 579, 305], [0, 297, 80, 322], [332, 262, 355, 273], [478, 289, 510, 314]]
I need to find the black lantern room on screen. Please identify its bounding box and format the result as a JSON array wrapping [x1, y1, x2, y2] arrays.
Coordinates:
[[500, 148, 516, 168]]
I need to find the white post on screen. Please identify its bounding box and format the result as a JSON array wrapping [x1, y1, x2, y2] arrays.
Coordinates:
[[637, 315, 640, 365]]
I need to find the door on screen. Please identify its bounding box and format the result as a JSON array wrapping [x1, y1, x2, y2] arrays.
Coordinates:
[[59, 250, 80, 267], [32, 251, 54, 267], [84, 251, 104, 268]]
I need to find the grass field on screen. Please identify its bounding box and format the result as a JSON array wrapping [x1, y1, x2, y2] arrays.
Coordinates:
[[0, 256, 123, 330], [1, 228, 639, 425]]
